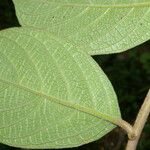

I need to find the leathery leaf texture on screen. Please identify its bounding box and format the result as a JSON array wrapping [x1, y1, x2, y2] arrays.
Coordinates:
[[0, 28, 120, 149], [13, 0, 150, 55]]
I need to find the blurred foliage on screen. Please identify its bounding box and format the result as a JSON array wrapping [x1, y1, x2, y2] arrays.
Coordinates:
[[0, 0, 149, 149]]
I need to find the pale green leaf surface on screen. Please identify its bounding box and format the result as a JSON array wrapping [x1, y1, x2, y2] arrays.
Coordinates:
[[0, 27, 120, 148], [13, 0, 150, 55]]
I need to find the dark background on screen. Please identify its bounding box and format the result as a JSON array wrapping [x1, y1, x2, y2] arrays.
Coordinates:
[[0, 0, 150, 149]]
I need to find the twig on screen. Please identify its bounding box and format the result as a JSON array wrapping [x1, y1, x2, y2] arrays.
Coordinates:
[[126, 89, 150, 150]]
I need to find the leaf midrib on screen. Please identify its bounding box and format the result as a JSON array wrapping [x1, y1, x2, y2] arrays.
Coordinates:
[[0, 78, 120, 125]]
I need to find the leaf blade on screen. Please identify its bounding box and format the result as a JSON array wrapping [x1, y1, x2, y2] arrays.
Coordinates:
[[0, 27, 120, 148], [12, 0, 150, 55]]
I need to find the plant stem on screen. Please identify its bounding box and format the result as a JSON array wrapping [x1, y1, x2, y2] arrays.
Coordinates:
[[116, 119, 136, 140], [126, 89, 150, 150]]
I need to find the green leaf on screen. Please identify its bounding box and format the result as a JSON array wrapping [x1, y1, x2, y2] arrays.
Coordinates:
[[0, 27, 120, 149], [12, 0, 150, 55]]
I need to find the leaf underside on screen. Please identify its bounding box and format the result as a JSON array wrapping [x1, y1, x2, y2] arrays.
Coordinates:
[[13, 0, 150, 55], [0, 0, 150, 149], [0, 28, 120, 148]]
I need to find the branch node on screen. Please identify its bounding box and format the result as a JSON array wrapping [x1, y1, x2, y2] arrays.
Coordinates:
[[128, 130, 136, 140]]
